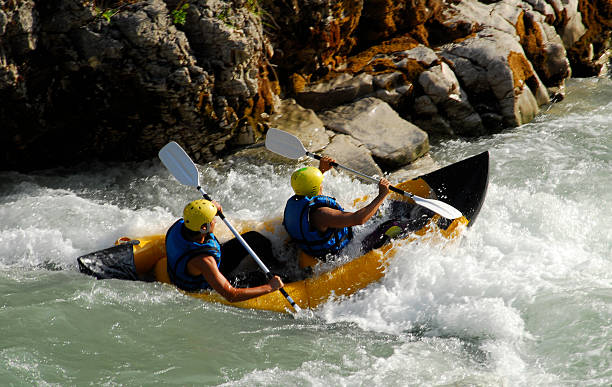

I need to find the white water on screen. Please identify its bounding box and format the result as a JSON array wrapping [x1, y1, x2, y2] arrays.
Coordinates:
[[1, 77, 610, 385]]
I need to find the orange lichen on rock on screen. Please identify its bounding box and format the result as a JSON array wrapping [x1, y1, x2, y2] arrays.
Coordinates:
[[344, 34, 420, 73], [515, 11, 552, 84], [289, 73, 309, 94], [507, 51, 536, 92], [310, 0, 363, 69], [242, 62, 279, 133], [566, 0, 612, 75], [358, 0, 399, 42], [516, 11, 544, 54], [410, 24, 430, 46]]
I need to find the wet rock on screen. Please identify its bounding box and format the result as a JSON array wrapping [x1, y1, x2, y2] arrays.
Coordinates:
[[321, 134, 383, 177], [319, 97, 429, 169], [515, 7, 571, 89], [558, 0, 587, 48], [269, 99, 330, 152], [418, 61, 484, 136], [296, 73, 374, 111], [0, 0, 608, 171], [440, 27, 549, 129], [388, 153, 439, 182]]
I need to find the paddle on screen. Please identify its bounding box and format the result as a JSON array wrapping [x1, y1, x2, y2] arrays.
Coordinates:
[[265, 128, 463, 220], [159, 141, 300, 312]]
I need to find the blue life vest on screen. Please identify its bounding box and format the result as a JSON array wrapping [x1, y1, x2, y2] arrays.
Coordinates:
[[283, 195, 353, 258], [165, 219, 221, 291]]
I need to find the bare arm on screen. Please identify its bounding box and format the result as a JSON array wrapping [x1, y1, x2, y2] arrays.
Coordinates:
[[187, 255, 283, 303], [310, 178, 391, 232]]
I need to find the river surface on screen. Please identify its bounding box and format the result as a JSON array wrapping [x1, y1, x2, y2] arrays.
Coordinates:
[[1, 77, 611, 386]]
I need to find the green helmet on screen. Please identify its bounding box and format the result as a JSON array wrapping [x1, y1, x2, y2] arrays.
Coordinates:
[[291, 166, 323, 196], [183, 199, 217, 231]]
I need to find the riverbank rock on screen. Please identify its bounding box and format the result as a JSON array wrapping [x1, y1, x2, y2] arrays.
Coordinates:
[[0, 0, 278, 171], [1, 0, 609, 172], [319, 97, 429, 169], [269, 99, 330, 152], [321, 134, 383, 177]]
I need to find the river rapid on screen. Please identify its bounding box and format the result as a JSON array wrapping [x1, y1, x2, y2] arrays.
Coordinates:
[[1, 77, 610, 386]]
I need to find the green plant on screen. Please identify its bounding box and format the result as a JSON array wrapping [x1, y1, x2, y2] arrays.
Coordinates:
[[246, 0, 262, 16], [217, 7, 234, 28], [244, 0, 279, 33], [172, 1, 189, 25], [95, 7, 120, 22]]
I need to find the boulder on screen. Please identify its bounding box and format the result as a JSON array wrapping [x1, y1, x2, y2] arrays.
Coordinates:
[[418, 62, 485, 136], [388, 154, 439, 183], [558, 0, 587, 47], [321, 134, 383, 177], [269, 99, 330, 152], [440, 27, 550, 129], [319, 97, 429, 169], [296, 73, 375, 111]]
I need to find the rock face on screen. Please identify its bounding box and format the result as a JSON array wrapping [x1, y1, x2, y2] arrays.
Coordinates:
[[319, 97, 429, 169], [0, 0, 277, 170], [0, 0, 609, 172]]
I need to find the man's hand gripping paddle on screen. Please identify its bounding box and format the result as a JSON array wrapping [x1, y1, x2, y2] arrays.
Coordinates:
[[265, 128, 463, 220], [159, 141, 300, 312]]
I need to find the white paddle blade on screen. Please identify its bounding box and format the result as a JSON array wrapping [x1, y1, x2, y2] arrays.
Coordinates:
[[265, 128, 308, 159], [266, 128, 464, 220], [159, 142, 200, 187], [412, 196, 463, 220]]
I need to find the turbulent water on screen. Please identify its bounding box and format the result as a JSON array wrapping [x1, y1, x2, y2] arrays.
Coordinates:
[[1, 77, 610, 386]]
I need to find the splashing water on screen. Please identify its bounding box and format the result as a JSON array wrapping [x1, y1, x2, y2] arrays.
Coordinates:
[[1, 78, 611, 385]]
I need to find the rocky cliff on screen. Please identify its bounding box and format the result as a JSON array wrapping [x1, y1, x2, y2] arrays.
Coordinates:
[[1, 0, 610, 172]]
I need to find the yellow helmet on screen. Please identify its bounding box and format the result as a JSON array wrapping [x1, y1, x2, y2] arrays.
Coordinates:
[[183, 199, 217, 231], [291, 166, 323, 196]]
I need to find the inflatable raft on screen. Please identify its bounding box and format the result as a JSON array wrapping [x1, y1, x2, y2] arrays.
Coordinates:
[[77, 151, 489, 313]]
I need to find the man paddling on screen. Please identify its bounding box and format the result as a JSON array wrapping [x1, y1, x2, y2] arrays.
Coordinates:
[[165, 199, 284, 302], [283, 156, 391, 261]]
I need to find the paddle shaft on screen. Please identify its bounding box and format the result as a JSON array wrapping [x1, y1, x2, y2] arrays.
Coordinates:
[[159, 142, 299, 311], [197, 187, 298, 310], [307, 152, 415, 199], [263, 128, 462, 219]]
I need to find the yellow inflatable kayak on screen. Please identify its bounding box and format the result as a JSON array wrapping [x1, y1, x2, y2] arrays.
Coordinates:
[[77, 151, 489, 313]]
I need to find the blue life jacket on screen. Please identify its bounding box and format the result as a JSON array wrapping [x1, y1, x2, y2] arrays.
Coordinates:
[[283, 195, 353, 258], [165, 219, 221, 291]]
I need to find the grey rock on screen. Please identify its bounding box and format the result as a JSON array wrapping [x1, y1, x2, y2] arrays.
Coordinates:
[[419, 62, 484, 135], [320, 97, 429, 168], [269, 99, 330, 152], [388, 154, 439, 182], [440, 27, 549, 128], [296, 73, 375, 111], [322, 134, 383, 177], [561, 2, 587, 48], [184, 1, 270, 99]]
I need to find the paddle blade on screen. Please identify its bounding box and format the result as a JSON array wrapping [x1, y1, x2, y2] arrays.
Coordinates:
[[159, 142, 200, 187], [412, 195, 463, 220], [265, 128, 308, 160]]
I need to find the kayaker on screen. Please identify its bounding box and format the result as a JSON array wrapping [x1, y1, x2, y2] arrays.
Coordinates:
[[283, 156, 391, 261], [165, 199, 284, 302]]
